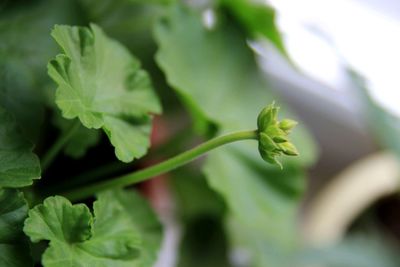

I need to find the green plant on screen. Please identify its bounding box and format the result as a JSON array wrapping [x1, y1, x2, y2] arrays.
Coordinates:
[[0, 1, 317, 266]]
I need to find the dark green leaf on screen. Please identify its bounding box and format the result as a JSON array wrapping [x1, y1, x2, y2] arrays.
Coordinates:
[[0, 189, 32, 267], [52, 114, 101, 159], [178, 217, 232, 267], [0, 0, 80, 141], [0, 107, 40, 188], [48, 24, 161, 162], [171, 170, 231, 267], [77, 0, 166, 57]]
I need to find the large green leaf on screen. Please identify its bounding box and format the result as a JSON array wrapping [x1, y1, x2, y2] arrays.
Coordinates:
[[24, 189, 162, 267], [154, 6, 315, 164], [0, 107, 41, 188], [0, 189, 32, 267], [48, 24, 161, 162], [24, 196, 140, 267], [154, 6, 316, 266]]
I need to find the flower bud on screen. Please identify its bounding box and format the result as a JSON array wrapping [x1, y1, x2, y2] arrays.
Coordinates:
[[257, 103, 299, 168]]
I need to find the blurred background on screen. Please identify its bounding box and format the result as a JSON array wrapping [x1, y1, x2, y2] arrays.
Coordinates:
[[257, 0, 400, 264]]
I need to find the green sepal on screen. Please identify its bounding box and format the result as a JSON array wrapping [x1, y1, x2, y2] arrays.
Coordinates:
[[279, 119, 298, 133]]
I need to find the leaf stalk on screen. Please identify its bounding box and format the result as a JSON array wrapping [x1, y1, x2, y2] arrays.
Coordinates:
[[41, 120, 80, 171]]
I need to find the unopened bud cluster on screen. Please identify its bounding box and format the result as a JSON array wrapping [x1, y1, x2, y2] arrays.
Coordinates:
[[257, 102, 298, 168]]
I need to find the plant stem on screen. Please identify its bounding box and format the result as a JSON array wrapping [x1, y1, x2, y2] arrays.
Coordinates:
[[44, 161, 131, 194], [64, 130, 258, 201], [41, 120, 80, 171]]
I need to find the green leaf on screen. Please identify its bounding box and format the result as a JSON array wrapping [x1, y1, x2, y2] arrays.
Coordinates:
[[171, 169, 226, 221], [48, 24, 161, 162], [154, 6, 316, 266], [220, 0, 289, 59], [0, 107, 41, 188], [0, 189, 33, 267], [24, 189, 162, 267], [204, 146, 305, 246], [171, 170, 231, 267], [100, 189, 163, 267], [24, 195, 140, 266], [43, 85, 101, 159], [155, 6, 270, 132]]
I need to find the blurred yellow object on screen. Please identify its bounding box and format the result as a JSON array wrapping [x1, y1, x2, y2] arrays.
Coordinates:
[[302, 152, 400, 245]]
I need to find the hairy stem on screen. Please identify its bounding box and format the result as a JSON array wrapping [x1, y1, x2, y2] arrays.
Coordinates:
[[63, 130, 258, 201], [41, 120, 80, 171]]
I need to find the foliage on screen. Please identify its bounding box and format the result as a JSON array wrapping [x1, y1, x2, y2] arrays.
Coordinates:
[[48, 24, 161, 162], [24, 189, 161, 267]]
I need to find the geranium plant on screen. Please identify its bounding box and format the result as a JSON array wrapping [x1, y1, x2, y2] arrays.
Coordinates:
[[0, 1, 316, 266]]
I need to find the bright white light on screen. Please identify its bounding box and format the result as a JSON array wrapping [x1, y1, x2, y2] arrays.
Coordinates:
[[281, 22, 343, 89], [268, 0, 400, 117]]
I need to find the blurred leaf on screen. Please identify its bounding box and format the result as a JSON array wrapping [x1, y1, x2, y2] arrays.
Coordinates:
[[178, 217, 232, 267], [220, 0, 289, 58], [0, 0, 79, 141], [99, 189, 163, 267], [171, 170, 226, 221], [0, 107, 40, 188], [77, 0, 166, 62], [171, 170, 231, 267], [154, 6, 315, 165], [205, 147, 305, 243], [48, 24, 161, 162], [226, 215, 296, 267], [171, 170, 231, 266], [155, 5, 316, 266], [0, 189, 32, 267], [297, 233, 400, 267]]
